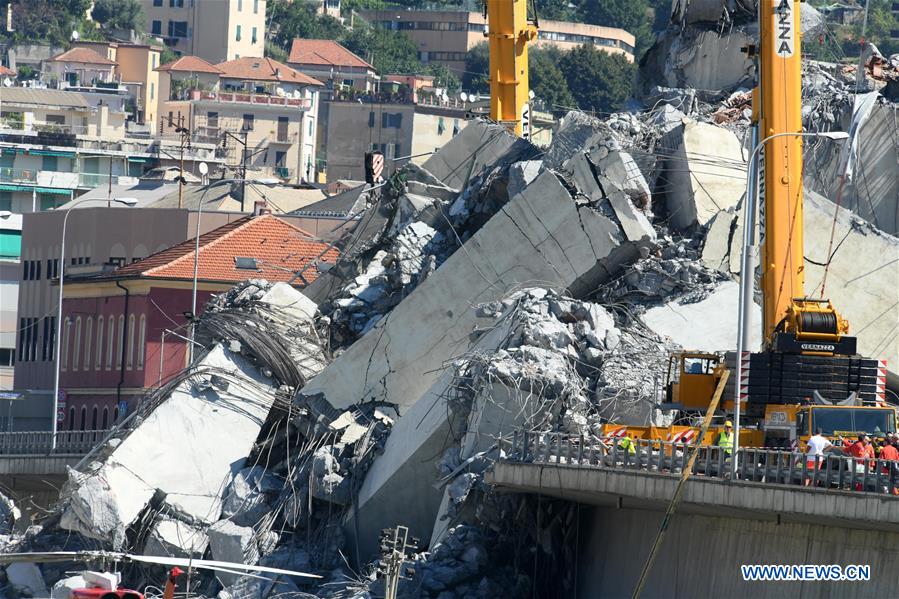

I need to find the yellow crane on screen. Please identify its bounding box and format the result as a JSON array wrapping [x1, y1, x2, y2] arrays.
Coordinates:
[[485, 0, 537, 138], [756, 0, 853, 354]]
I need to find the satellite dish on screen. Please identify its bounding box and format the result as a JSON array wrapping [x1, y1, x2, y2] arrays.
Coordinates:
[[198, 162, 209, 176], [460, 92, 469, 102], [2, 78, 11, 87], [529, 90, 535, 100], [71, 30, 80, 41]]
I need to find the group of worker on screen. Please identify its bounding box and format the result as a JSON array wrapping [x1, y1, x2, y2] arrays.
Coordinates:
[[805, 429, 899, 493]]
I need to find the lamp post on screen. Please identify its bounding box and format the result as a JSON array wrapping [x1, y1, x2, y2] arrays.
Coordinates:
[[731, 129, 850, 477], [187, 177, 276, 363], [52, 197, 137, 451]]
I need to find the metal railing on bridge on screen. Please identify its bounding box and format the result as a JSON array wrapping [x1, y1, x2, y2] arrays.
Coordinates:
[[507, 431, 899, 497], [0, 430, 107, 455]]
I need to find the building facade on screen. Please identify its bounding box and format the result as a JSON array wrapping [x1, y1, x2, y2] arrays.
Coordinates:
[[359, 9, 635, 74], [54, 214, 337, 428], [12, 206, 249, 394], [158, 56, 322, 183], [326, 100, 469, 181], [140, 0, 267, 64]]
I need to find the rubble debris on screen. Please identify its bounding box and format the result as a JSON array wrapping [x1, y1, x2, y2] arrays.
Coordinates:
[[0, 493, 19, 536], [5, 562, 49, 597], [701, 210, 737, 271], [207, 520, 260, 585]]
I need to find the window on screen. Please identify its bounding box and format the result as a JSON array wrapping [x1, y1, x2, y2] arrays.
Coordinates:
[[35, 260, 41, 280], [0, 348, 12, 367], [237, 0, 242, 10], [236, 25, 242, 41], [251, 26, 257, 44], [254, 0, 259, 13], [114, 407, 119, 423], [48, 316, 56, 360], [168, 20, 188, 38], [61, 317, 71, 371], [169, 0, 184, 6], [0, 191, 11, 211], [102, 407, 109, 429], [137, 315, 146, 370], [275, 151, 286, 167], [106, 315, 115, 369], [30, 317, 38, 361], [116, 315, 124, 369], [68, 407, 75, 431], [40, 194, 65, 211], [438, 117, 446, 136], [17, 318, 25, 361], [84, 317, 93, 371], [150, 82, 155, 100], [91, 406, 98, 430], [153, 0, 162, 5], [152, 20, 162, 35], [368, 111, 375, 128], [41, 317, 49, 361], [152, 54, 157, 69], [242, 114, 254, 131], [96, 316, 104, 370], [308, 119, 313, 137], [42, 156, 61, 173], [80, 406, 86, 431], [126, 314, 135, 370], [72, 317, 81, 371], [382, 112, 402, 128]]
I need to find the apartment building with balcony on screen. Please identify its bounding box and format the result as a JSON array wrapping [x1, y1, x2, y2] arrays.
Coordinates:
[[0, 213, 21, 390], [359, 9, 635, 74], [140, 0, 266, 64], [158, 56, 322, 183]]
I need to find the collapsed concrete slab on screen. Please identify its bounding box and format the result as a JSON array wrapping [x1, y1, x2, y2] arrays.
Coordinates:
[[660, 120, 747, 231], [701, 210, 736, 271], [641, 280, 762, 352], [58, 345, 283, 547], [323, 170, 654, 562]]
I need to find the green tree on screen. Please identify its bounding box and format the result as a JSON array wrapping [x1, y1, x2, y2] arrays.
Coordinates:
[[579, 0, 654, 55], [341, 24, 421, 74], [559, 44, 635, 113], [529, 46, 574, 114], [426, 63, 461, 92], [91, 0, 144, 30], [8, 0, 93, 46], [159, 47, 179, 66], [267, 0, 344, 49], [463, 41, 490, 94], [535, 0, 575, 20]]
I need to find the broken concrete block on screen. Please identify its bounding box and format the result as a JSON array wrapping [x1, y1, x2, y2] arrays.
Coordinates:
[[0, 492, 19, 535], [6, 562, 48, 597], [592, 151, 653, 215], [507, 160, 543, 200], [728, 217, 745, 275], [51, 575, 88, 599], [642, 280, 762, 352], [542, 111, 613, 169], [207, 520, 259, 585], [59, 346, 279, 547], [221, 466, 279, 527], [608, 190, 657, 243], [701, 210, 736, 271], [661, 121, 747, 231], [144, 518, 209, 558]]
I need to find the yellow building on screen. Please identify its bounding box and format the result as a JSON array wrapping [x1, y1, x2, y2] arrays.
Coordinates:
[[140, 0, 266, 64], [360, 9, 635, 74], [73, 42, 163, 131], [157, 56, 323, 183]]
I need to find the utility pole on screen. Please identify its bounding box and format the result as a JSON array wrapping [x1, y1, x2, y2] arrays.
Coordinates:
[[377, 526, 418, 599], [222, 130, 257, 211], [165, 113, 191, 209]]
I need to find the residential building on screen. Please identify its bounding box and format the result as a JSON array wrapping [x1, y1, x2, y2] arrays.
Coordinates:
[[287, 39, 378, 93], [158, 56, 322, 183], [0, 87, 220, 215], [12, 205, 252, 397], [42, 47, 118, 89], [0, 65, 15, 78], [72, 42, 164, 130], [359, 9, 635, 74], [55, 214, 338, 427], [318, 0, 341, 20], [140, 0, 266, 64], [325, 99, 470, 182], [0, 213, 21, 390]]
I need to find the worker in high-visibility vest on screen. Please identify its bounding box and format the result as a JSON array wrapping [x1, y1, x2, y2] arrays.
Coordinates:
[[716, 421, 734, 456], [617, 435, 636, 455]]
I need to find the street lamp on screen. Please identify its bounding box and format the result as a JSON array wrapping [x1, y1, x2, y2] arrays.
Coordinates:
[[731, 129, 850, 477], [52, 197, 138, 451], [187, 177, 276, 363]]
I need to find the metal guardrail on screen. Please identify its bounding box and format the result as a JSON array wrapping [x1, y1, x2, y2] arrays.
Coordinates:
[[0, 167, 37, 184], [507, 431, 899, 496], [0, 430, 108, 455]]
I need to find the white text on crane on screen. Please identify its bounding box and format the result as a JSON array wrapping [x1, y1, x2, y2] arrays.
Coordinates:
[[775, 0, 795, 57]]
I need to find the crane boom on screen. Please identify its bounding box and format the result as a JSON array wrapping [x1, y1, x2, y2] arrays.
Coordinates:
[[486, 0, 537, 138], [756, 0, 853, 354]]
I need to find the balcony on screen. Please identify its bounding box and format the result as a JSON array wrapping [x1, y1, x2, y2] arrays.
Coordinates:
[[0, 168, 136, 190], [188, 90, 312, 110], [275, 167, 294, 180], [0, 118, 90, 137], [0, 167, 37, 184]]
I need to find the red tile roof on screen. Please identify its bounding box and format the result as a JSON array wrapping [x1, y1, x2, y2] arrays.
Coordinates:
[[288, 39, 374, 70], [103, 215, 338, 286], [215, 57, 323, 86], [0, 65, 14, 76], [156, 55, 224, 74], [47, 47, 117, 66]]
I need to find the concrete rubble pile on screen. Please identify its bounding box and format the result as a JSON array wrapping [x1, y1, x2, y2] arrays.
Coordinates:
[[3, 14, 899, 593]]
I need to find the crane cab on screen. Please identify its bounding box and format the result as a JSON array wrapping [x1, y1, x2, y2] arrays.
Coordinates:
[[664, 352, 727, 411]]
